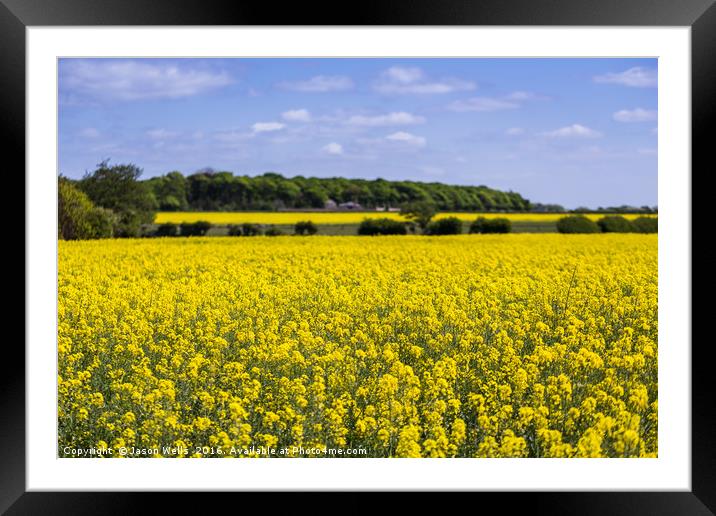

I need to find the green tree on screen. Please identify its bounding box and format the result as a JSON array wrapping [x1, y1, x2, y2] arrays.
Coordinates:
[[401, 201, 438, 233], [147, 171, 189, 211], [58, 177, 116, 239], [79, 161, 158, 237]]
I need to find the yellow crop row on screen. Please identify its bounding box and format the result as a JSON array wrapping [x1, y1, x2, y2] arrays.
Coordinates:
[[154, 211, 655, 225]]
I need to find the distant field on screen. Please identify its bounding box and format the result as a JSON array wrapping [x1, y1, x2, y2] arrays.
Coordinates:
[[155, 211, 655, 225]]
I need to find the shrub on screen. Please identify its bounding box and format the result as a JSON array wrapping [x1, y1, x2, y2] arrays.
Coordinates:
[[294, 220, 318, 235], [155, 222, 178, 237], [470, 217, 512, 234], [631, 216, 658, 233], [58, 178, 116, 240], [264, 226, 285, 236], [180, 220, 212, 236], [597, 215, 635, 233], [86, 208, 117, 239], [556, 215, 600, 234], [358, 218, 408, 236], [425, 216, 463, 235], [228, 223, 262, 236]]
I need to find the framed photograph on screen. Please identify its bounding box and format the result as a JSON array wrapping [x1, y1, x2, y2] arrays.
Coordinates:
[[6, 0, 711, 512]]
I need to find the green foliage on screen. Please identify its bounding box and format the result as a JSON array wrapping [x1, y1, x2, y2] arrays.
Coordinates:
[[145, 170, 531, 212], [631, 216, 658, 233], [470, 217, 512, 234], [294, 220, 318, 235], [58, 178, 116, 240], [556, 215, 601, 234], [597, 215, 635, 233], [357, 218, 408, 236], [228, 223, 262, 236], [401, 201, 438, 232], [180, 221, 212, 237], [425, 216, 463, 235], [145, 171, 189, 211], [155, 223, 178, 237], [78, 161, 158, 237]]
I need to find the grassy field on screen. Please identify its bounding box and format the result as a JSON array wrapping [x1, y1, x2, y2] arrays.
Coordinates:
[[59, 234, 657, 458]]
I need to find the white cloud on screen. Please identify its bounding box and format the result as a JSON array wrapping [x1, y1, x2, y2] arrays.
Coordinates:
[[79, 127, 100, 139], [322, 142, 344, 155], [280, 75, 354, 92], [449, 97, 519, 112], [385, 131, 426, 147], [252, 122, 285, 133], [542, 124, 602, 138], [375, 66, 475, 94], [448, 91, 539, 113], [282, 109, 311, 122], [594, 67, 657, 88], [612, 108, 657, 123], [505, 127, 525, 136], [384, 66, 424, 83], [504, 91, 537, 101], [346, 111, 425, 126], [60, 60, 232, 102]]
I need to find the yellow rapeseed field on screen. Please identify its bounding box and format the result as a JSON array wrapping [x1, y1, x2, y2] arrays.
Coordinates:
[[58, 234, 657, 458], [154, 211, 654, 225]]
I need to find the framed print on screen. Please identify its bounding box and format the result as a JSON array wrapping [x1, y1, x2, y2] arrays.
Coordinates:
[[5, 0, 712, 512]]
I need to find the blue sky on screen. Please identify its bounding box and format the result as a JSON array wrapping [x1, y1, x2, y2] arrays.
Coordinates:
[[59, 58, 657, 208]]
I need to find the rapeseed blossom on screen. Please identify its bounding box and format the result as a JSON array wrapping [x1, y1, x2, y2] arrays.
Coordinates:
[[58, 234, 657, 457]]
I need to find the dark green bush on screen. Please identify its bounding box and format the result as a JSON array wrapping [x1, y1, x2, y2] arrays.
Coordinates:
[[631, 216, 658, 233], [597, 215, 635, 233], [228, 223, 262, 236], [358, 218, 408, 236], [180, 220, 212, 236], [556, 215, 600, 234], [294, 220, 318, 235], [425, 216, 463, 235], [264, 226, 285, 236], [470, 217, 512, 234], [469, 217, 485, 234], [155, 222, 178, 237]]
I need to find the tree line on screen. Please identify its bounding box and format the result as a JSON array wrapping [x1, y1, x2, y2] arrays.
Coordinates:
[[145, 169, 531, 212]]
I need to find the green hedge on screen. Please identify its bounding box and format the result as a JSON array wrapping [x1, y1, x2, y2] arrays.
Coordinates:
[[358, 218, 408, 235], [470, 217, 512, 234], [556, 216, 601, 234]]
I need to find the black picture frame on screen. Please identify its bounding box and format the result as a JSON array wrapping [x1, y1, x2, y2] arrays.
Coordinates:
[[4, 0, 710, 513]]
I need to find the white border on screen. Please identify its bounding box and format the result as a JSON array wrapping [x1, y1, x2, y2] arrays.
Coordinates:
[[27, 27, 691, 491]]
